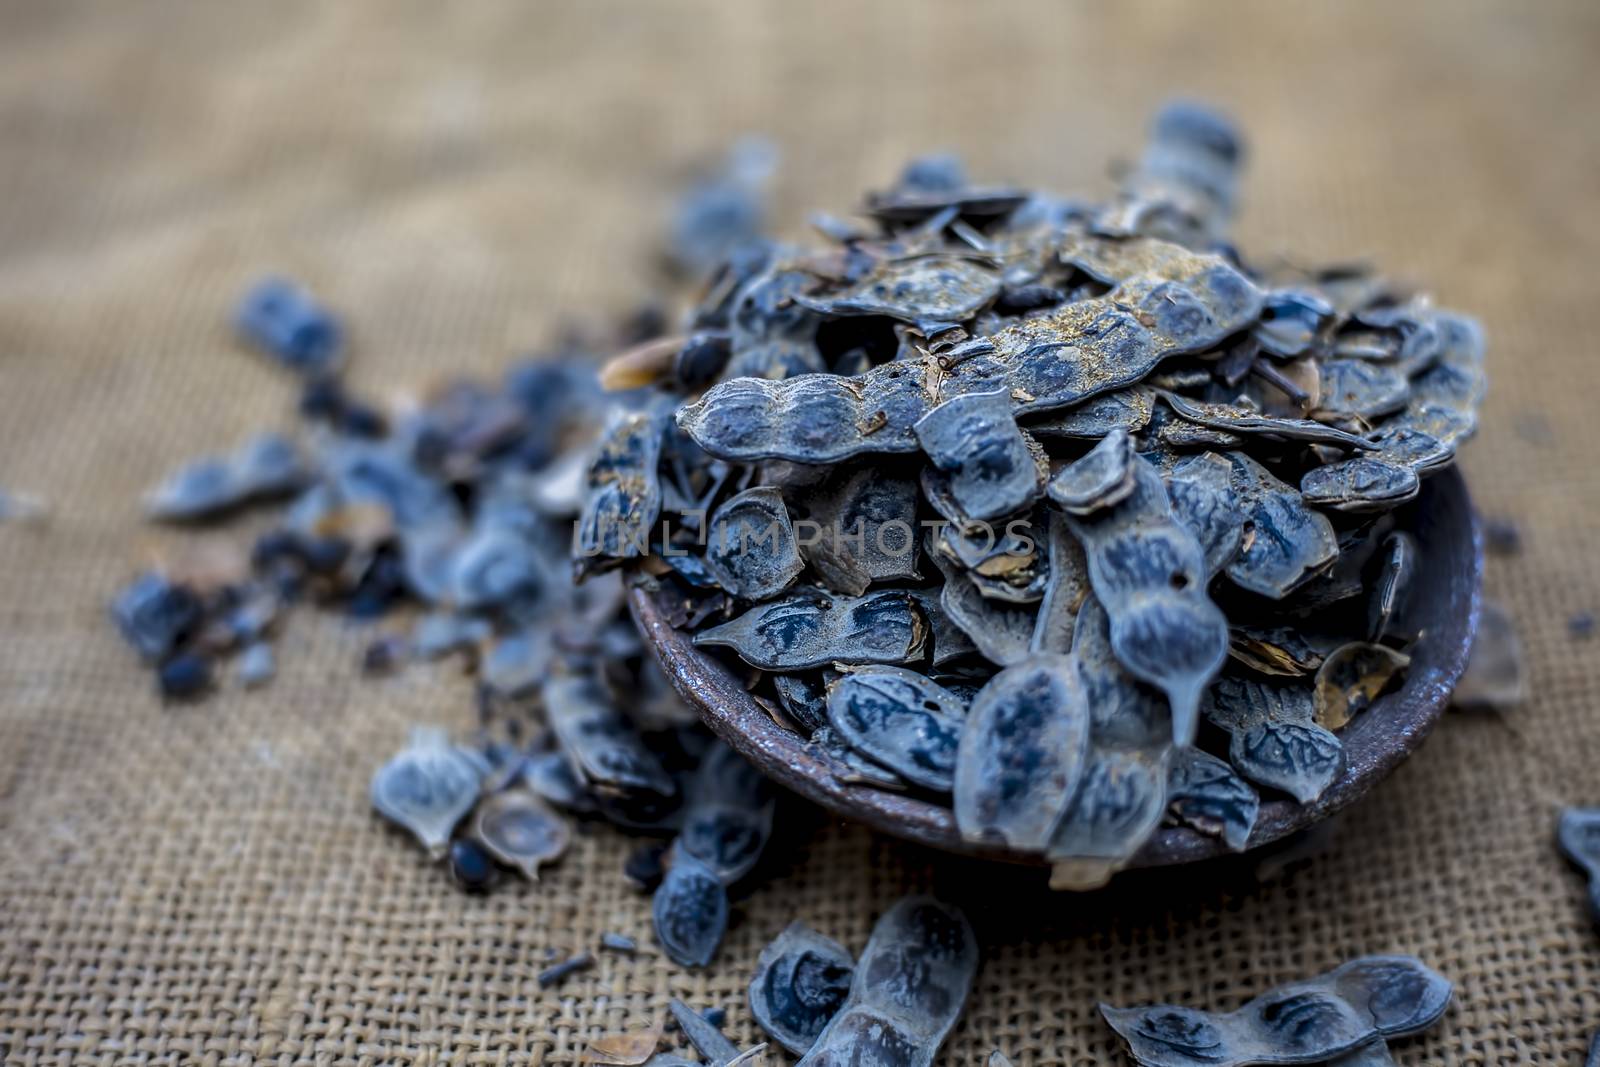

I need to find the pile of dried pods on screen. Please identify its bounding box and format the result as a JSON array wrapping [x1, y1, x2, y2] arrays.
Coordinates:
[[580, 100, 1487, 889], [110, 147, 791, 971]]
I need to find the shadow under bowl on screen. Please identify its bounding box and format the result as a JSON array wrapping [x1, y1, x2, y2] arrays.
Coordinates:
[[630, 467, 1482, 869]]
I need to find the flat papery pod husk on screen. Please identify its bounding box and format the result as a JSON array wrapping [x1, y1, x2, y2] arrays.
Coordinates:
[[471, 788, 572, 880], [1203, 672, 1343, 804], [574, 409, 666, 576], [693, 588, 927, 670], [953, 653, 1090, 849], [1451, 599, 1525, 712], [1062, 456, 1228, 745], [803, 467, 922, 585], [1366, 530, 1417, 642], [1158, 390, 1369, 449], [914, 389, 1045, 523], [933, 506, 1049, 604], [702, 486, 805, 600], [1022, 386, 1154, 439], [748, 921, 856, 1056], [1300, 457, 1420, 513], [1313, 642, 1409, 731], [930, 549, 1037, 667], [806, 725, 907, 790], [795, 252, 1003, 329], [1222, 450, 1339, 599], [1166, 747, 1260, 852], [825, 665, 966, 792], [1046, 426, 1137, 516], [652, 853, 728, 968], [1100, 955, 1451, 1067], [369, 726, 485, 859], [543, 673, 678, 797], [797, 896, 976, 1067], [1161, 451, 1246, 580], [1030, 512, 1091, 655], [583, 1020, 663, 1065]]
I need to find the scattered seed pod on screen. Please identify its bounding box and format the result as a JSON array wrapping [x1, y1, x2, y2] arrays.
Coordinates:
[[235, 277, 343, 376], [1100, 955, 1452, 1067], [797, 896, 977, 1067], [1203, 673, 1343, 804], [652, 853, 729, 968], [1166, 747, 1260, 851], [748, 921, 856, 1056], [914, 389, 1044, 523], [370, 726, 485, 858], [470, 788, 571, 880]]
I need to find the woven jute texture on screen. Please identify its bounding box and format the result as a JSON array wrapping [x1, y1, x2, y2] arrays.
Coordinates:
[[3, 2, 1598, 1063]]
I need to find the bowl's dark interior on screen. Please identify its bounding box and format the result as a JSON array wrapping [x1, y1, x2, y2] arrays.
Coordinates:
[[631, 467, 1482, 868]]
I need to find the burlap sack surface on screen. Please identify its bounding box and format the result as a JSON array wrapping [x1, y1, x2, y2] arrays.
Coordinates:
[[2, 2, 1597, 1063]]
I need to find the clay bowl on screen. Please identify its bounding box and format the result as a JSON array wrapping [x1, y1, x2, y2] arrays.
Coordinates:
[[630, 467, 1482, 869]]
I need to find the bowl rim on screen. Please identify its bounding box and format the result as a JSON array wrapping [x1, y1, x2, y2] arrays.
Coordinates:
[[629, 466, 1483, 869]]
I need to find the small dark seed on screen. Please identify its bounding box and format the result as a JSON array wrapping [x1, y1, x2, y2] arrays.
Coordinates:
[[448, 838, 498, 893], [158, 652, 214, 699], [536, 952, 594, 989]]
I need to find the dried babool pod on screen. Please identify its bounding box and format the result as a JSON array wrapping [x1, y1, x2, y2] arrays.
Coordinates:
[[479, 629, 553, 699], [652, 853, 729, 968], [145, 432, 308, 521], [773, 672, 831, 734], [1315, 359, 1410, 423], [1106, 100, 1243, 243], [1166, 748, 1259, 851], [1162, 452, 1246, 579], [692, 589, 926, 670], [954, 654, 1090, 848], [1223, 452, 1339, 599], [1100, 955, 1450, 1067], [797, 896, 977, 1067], [520, 750, 599, 814], [370, 726, 485, 858], [825, 665, 966, 792], [723, 338, 828, 382], [450, 525, 549, 614], [1046, 596, 1170, 887], [796, 254, 1002, 329], [942, 240, 1264, 415], [235, 277, 343, 376], [470, 788, 571, 880], [914, 390, 1044, 522], [865, 156, 1029, 225], [111, 572, 202, 662], [702, 487, 804, 600], [1253, 289, 1333, 358], [807, 725, 907, 791], [1204, 674, 1343, 803], [1451, 599, 1525, 711], [543, 673, 677, 797], [1046, 427, 1136, 515], [1313, 643, 1409, 732], [1158, 391, 1370, 449], [803, 467, 922, 586], [1023, 386, 1155, 440], [1300, 457, 1419, 513], [1059, 454, 1228, 745], [674, 742, 774, 885], [1558, 808, 1600, 923], [575, 410, 666, 576], [677, 358, 935, 462], [1366, 532, 1416, 642], [748, 921, 855, 1056]]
